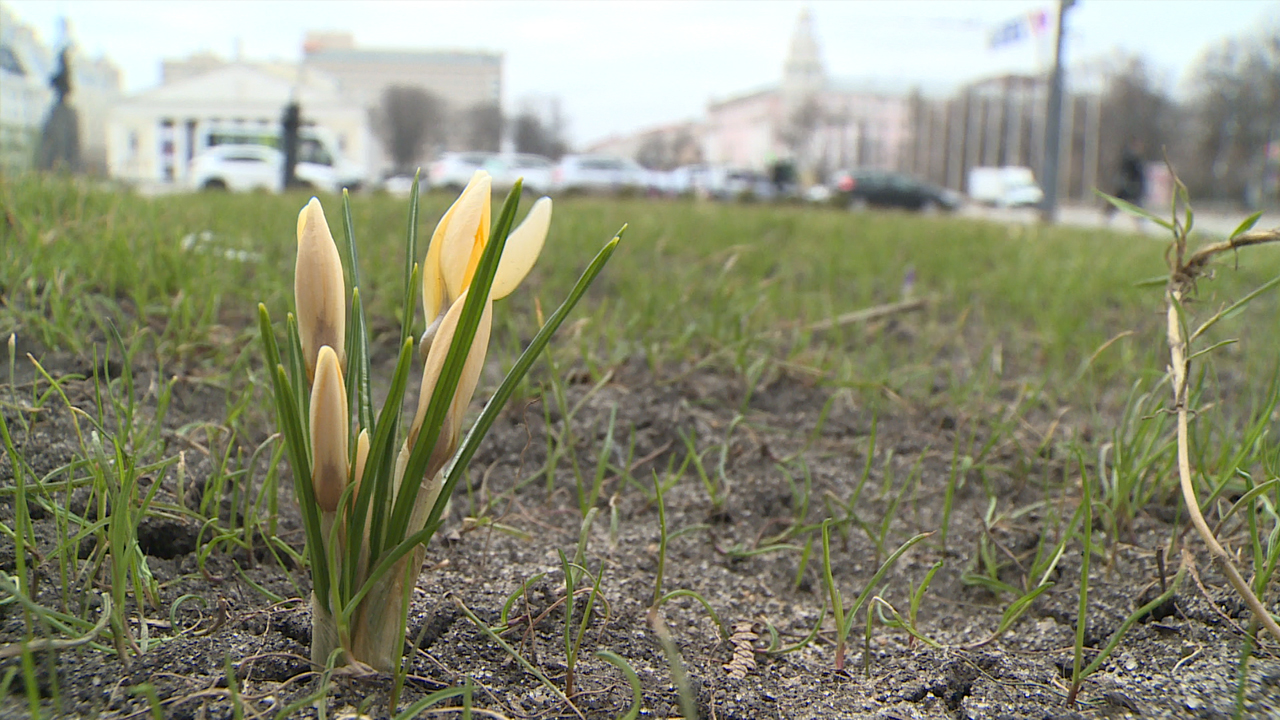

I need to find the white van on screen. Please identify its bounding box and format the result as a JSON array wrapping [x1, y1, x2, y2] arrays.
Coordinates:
[[967, 166, 1045, 208]]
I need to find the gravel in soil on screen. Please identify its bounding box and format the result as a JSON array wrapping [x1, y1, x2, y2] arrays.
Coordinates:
[[1, 358, 1276, 719]]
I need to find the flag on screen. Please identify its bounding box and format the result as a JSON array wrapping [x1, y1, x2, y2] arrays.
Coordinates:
[[989, 17, 1026, 49], [990, 8, 1051, 49]]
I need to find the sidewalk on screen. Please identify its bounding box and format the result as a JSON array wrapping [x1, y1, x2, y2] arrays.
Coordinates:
[[961, 203, 1278, 238]]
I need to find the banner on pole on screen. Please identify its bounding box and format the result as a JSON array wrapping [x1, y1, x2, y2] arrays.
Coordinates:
[[989, 9, 1051, 49]]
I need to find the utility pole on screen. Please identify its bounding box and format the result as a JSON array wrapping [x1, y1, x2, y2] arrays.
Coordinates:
[[281, 101, 301, 190], [1040, 0, 1076, 223]]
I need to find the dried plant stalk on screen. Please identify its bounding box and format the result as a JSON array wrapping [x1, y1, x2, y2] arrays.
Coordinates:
[[1164, 227, 1280, 645]]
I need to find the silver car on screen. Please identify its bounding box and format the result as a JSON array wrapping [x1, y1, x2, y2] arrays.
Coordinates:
[[485, 153, 555, 196], [428, 152, 496, 192], [551, 154, 646, 195]]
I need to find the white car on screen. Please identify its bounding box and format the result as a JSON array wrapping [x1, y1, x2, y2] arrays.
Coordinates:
[[551, 154, 646, 194], [189, 144, 340, 194], [485, 153, 555, 196], [428, 152, 496, 192]]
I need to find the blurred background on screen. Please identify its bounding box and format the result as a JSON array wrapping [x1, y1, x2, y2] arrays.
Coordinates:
[[2, 0, 1278, 216]]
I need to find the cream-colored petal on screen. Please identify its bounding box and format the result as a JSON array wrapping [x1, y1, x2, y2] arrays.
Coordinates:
[[405, 291, 492, 486], [309, 346, 349, 513], [422, 196, 456, 323], [295, 197, 346, 379], [447, 300, 491, 434], [439, 172, 491, 301], [491, 197, 550, 300]]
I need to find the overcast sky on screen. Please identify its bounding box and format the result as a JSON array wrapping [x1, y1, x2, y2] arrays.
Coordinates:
[[7, 0, 1280, 145]]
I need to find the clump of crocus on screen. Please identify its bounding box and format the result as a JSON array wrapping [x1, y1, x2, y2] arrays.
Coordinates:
[[258, 173, 620, 676]]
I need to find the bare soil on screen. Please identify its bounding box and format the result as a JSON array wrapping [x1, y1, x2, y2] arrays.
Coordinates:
[[2, 353, 1277, 719]]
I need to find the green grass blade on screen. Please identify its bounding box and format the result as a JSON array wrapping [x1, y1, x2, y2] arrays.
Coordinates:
[[1229, 210, 1264, 240], [842, 532, 932, 637], [340, 190, 375, 433], [401, 170, 422, 347], [1190, 273, 1280, 342], [359, 336, 417, 570], [284, 313, 310, 453], [595, 651, 644, 720], [391, 686, 468, 720], [1095, 189, 1174, 230], [345, 287, 374, 436], [260, 304, 328, 606]]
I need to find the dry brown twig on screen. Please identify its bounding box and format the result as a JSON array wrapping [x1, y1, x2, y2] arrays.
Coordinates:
[[1163, 215, 1280, 644]]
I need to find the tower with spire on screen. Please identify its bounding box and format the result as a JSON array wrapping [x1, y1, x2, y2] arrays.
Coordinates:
[[781, 8, 826, 115]]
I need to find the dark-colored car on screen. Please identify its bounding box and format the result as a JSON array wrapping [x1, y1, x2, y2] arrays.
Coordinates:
[[833, 169, 961, 212]]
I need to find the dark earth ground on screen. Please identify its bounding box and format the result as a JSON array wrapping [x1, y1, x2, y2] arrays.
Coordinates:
[[2, 349, 1279, 720]]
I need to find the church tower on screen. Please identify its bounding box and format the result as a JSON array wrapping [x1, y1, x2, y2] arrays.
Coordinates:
[[781, 8, 826, 113]]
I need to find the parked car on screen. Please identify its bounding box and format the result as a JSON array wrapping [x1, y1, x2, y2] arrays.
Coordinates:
[[189, 144, 341, 193], [967, 166, 1044, 208], [666, 164, 716, 197], [718, 169, 777, 201], [379, 172, 424, 196], [552, 154, 646, 194], [429, 152, 496, 192], [833, 169, 961, 212], [204, 126, 367, 191], [485, 153, 555, 196]]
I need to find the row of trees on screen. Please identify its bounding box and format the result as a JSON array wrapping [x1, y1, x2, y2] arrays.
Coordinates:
[[1035, 23, 1280, 205], [372, 86, 570, 175], [1178, 27, 1280, 203]]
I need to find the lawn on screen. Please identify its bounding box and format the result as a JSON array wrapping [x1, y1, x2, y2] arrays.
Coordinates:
[[1, 174, 1278, 719]]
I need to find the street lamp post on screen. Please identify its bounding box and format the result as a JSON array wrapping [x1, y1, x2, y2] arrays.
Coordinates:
[[1040, 0, 1076, 223]]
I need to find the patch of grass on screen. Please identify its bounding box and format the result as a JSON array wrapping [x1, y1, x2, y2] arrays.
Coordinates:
[[8, 177, 1277, 409], [4, 173, 1279, 715]]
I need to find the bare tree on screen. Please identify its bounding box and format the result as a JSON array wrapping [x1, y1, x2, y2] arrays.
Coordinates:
[[1096, 55, 1179, 192], [1185, 28, 1280, 202], [373, 85, 446, 174], [669, 128, 703, 167], [635, 134, 668, 170], [464, 102, 504, 152], [513, 111, 567, 159], [779, 98, 823, 169]]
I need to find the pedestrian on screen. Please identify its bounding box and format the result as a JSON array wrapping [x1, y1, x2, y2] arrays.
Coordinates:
[[1106, 139, 1146, 229]]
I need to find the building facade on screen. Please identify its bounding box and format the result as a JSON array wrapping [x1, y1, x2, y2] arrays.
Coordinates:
[[107, 63, 370, 187], [703, 10, 910, 180], [303, 31, 502, 174]]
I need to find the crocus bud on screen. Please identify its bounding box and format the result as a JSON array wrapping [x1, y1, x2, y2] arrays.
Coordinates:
[[352, 428, 370, 496], [295, 197, 346, 380], [309, 345, 348, 512]]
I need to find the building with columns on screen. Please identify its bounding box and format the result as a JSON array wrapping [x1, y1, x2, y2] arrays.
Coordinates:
[[106, 63, 370, 187]]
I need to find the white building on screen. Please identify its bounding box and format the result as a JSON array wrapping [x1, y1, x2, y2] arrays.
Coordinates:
[[107, 63, 371, 187]]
